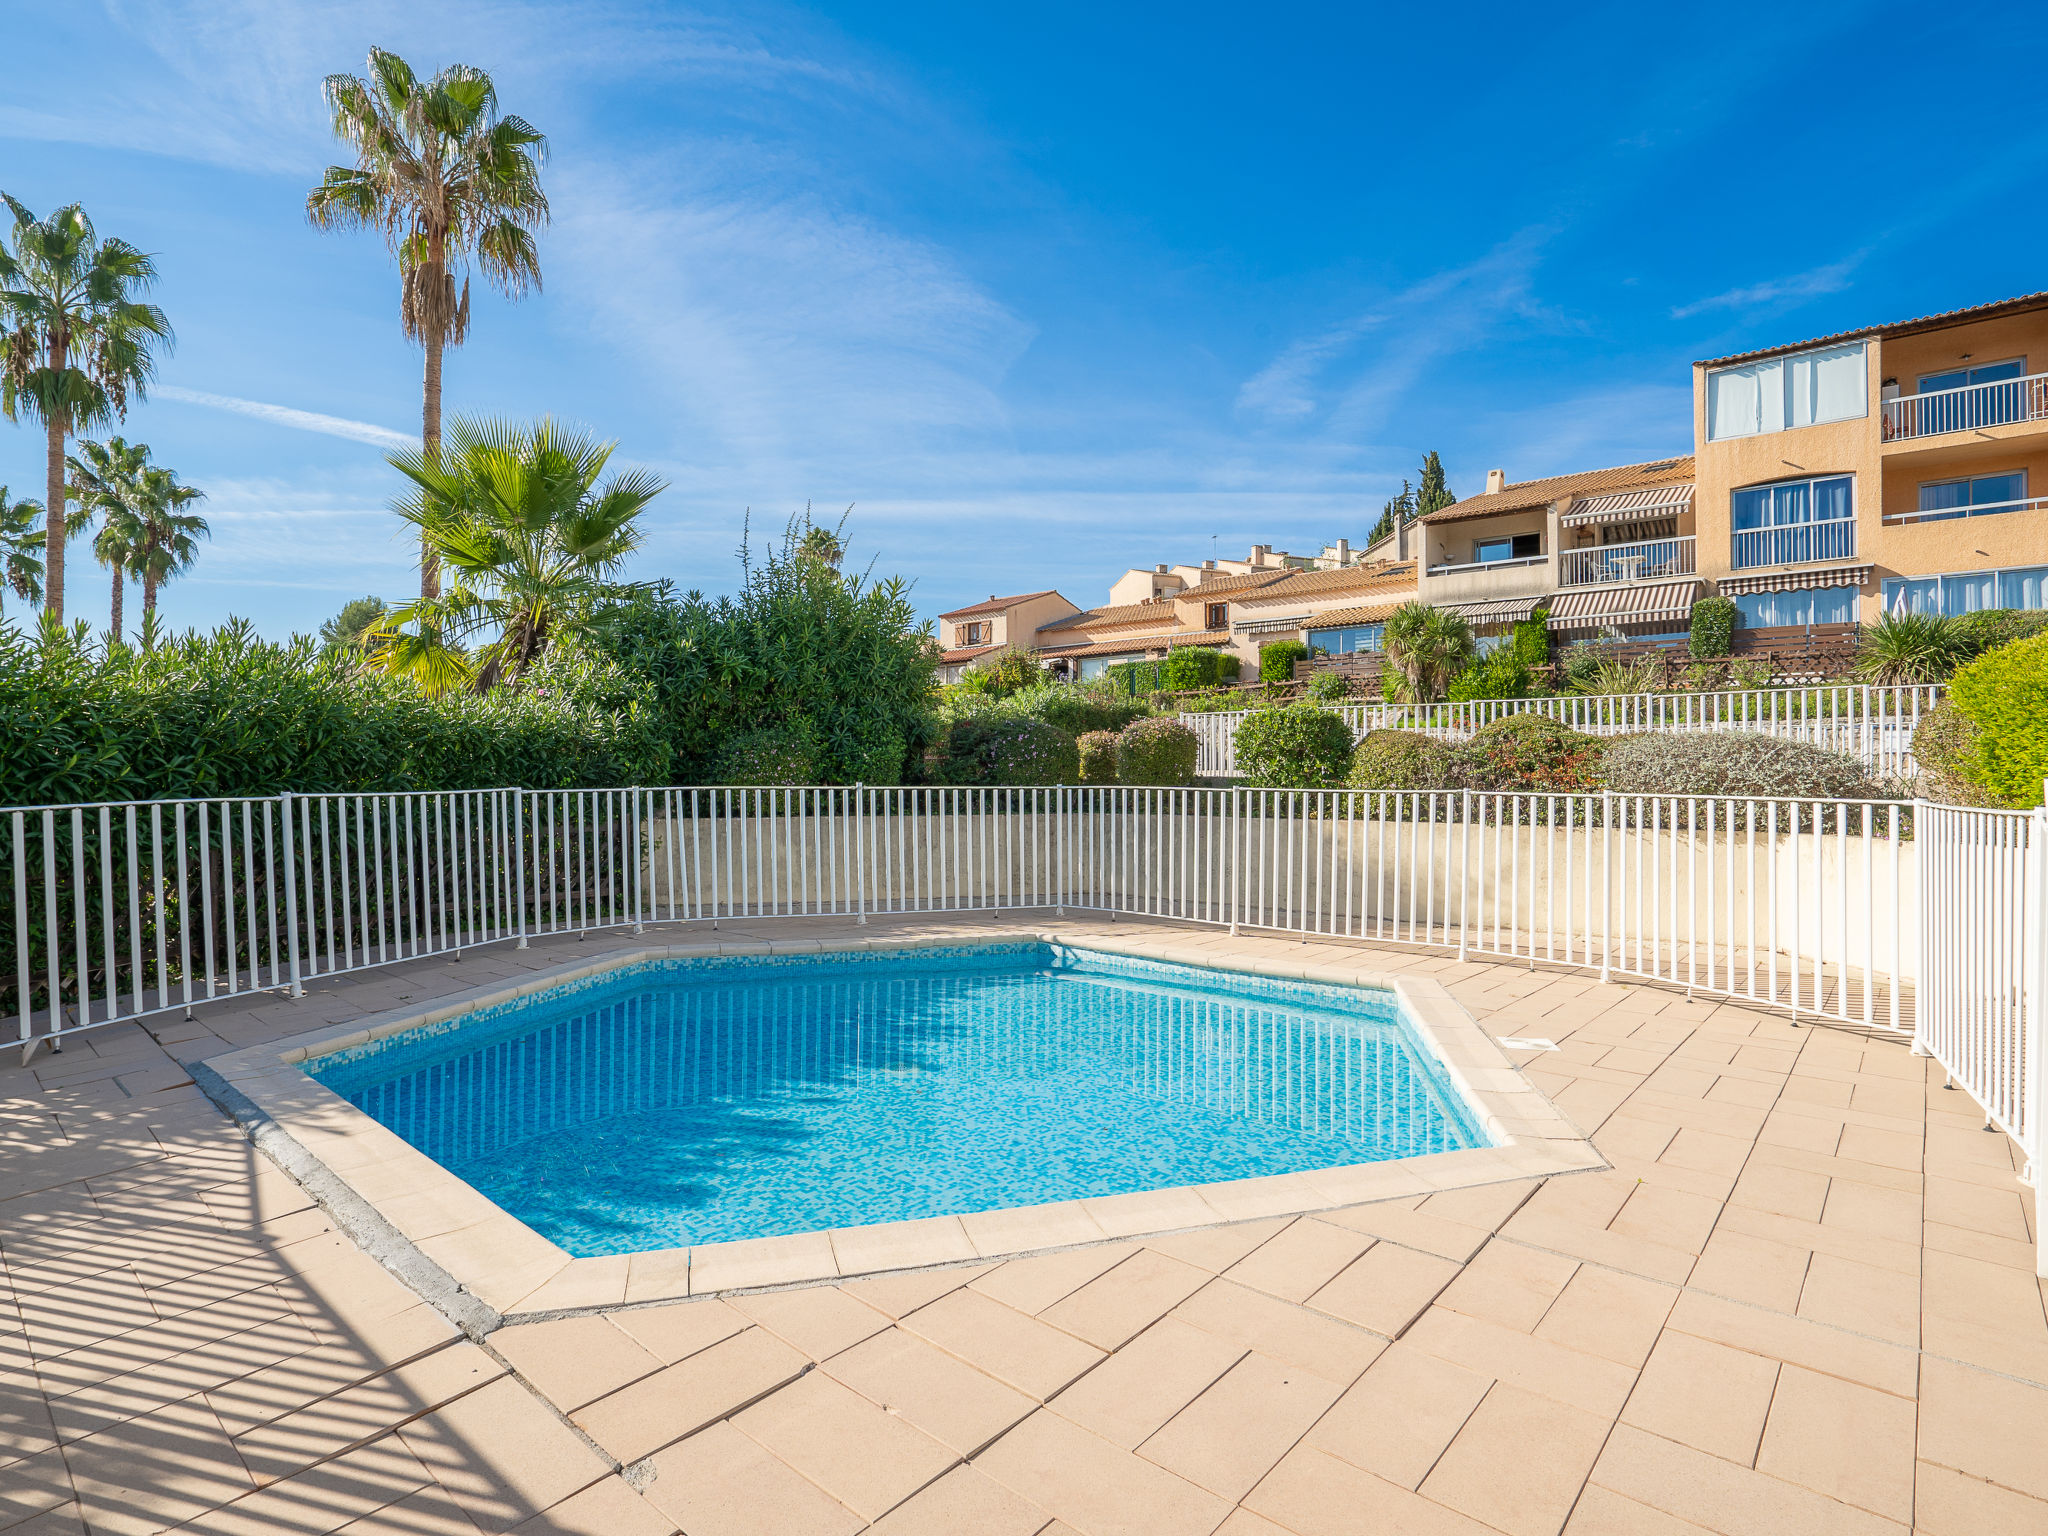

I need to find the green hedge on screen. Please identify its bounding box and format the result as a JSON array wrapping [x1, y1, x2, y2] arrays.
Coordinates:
[[938, 716, 1079, 786], [1946, 631, 2048, 807], [1233, 705, 1353, 787], [1259, 639, 1308, 683], [1689, 596, 1738, 658], [1077, 730, 1120, 784], [1107, 647, 1238, 696], [1115, 717, 1198, 785]]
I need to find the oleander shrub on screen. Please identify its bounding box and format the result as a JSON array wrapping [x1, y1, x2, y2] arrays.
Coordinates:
[[1115, 717, 1199, 785], [1344, 730, 1470, 792], [1259, 639, 1309, 683], [1945, 631, 2048, 807], [1076, 730, 1120, 784], [1233, 704, 1353, 788], [1597, 732, 1888, 802], [1158, 646, 1239, 691], [708, 720, 822, 785], [1464, 715, 1603, 791], [938, 715, 1079, 786], [1689, 596, 1738, 659], [1305, 669, 1351, 702]]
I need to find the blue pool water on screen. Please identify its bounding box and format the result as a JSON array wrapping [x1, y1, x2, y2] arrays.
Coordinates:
[[310, 944, 1485, 1256]]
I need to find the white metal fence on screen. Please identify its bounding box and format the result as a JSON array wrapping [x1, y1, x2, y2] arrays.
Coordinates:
[[1179, 685, 1942, 779], [8, 779, 2042, 1266]]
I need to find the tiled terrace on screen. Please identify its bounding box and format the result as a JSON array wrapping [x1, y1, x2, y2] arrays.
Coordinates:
[[1, 914, 2043, 1535]]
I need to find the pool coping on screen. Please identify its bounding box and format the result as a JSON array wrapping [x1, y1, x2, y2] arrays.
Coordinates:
[[196, 930, 1605, 1332]]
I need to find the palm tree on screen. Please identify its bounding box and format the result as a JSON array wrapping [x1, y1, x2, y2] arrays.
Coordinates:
[[1384, 601, 1476, 703], [379, 417, 664, 693], [126, 466, 208, 635], [0, 485, 44, 617], [1854, 610, 1967, 686], [66, 436, 152, 639], [308, 49, 549, 602], [0, 197, 173, 622]]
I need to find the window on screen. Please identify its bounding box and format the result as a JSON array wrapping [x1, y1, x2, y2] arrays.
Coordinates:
[[1078, 654, 1141, 680], [1707, 342, 1867, 440], [1883, 566, 2048, 616], [959, 621, 989, 646], [1917, 471, 2028, 522], [1205, 602, 1228, 631], [1731, 586, 1860, 628], [1730, 475, 1855, 568], [1306, 623, 1384, 655], [1475, 533, 1541, 563], [1918, 358, 2025, 393]]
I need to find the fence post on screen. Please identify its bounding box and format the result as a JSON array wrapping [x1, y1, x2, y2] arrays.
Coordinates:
[[855, 784, 867, 925], [2026, 801, 2048, 1279], [278, 793, 304, 998], [1600, 789, 1614, 983], [1457, 789, 1471, 962], [513, 788, 529, 948]]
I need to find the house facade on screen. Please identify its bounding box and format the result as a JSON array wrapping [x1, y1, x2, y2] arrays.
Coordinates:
[[935, 590, 1080, 684]]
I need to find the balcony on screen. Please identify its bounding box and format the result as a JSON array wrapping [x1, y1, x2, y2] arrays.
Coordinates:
[[1731, 519, 1855, 570], [1883, 493, 2048, 527], [1424, 553, 1546, 577], [1883, 372, 2048, 440], [1559, 536, 1695, 588]]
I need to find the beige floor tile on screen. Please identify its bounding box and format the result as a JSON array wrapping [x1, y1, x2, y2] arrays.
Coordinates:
[[731, 1371, 955, 1521], [1753, 1364, 1914, 1523], [399, 1377, 610, 1534], [639, 1420, 861, 1536], [970, 1244, 1138, 1316], [491, 1317, 664, 1413], [1561, 1484, 1719, 1535], [191, 1434, 438, 1536], [1317, 1201, 1494, 1264], [1047, 1316, 1243, 1450], [1912, 1460, 2048, 1536], [1420, 1381, 1611, 1536], [511, 1476, 675, 1536], [1305, 1240, 1462, 1339], [864, 1464, 1048, 1536], [1617, 1329, 1776, 1466], [1589, 1423, 1906, 1536], [1916, 1356, 2048, 1501], [1304, 1341, 1491, 1490], [1171, 1279, 1385, 1386], [1246, 1444, 1499, 1535], [976, 1409, 1230, 1536], [1038, 1249, 1212, 1351], [838, 1264, 990, 1319], [1222, 1218, 1376, 1305], [571, 1327, 809, 1464], [1433, 1239, 1578, 1331], [899, 1287, 1104, 1400], [824, 1325, 1035, 1455], [1400, 1306, 1636, 1419], [828, 1216, 976, 1277], [1683, 1227, 1811, 1313], [1138, 1349, 1343, 1500], [608, 1297, 748, 1365], [1141, 1217, 1289, 1273], [61, 1394, 256, 1536], [1728, 1162, 1830, 1221], [728, 1285, 889, 1361], [1533, 1264, 1676, 1369], [1664, 1290, 1917, 1398], [1792, 1252, 1918, 1346]]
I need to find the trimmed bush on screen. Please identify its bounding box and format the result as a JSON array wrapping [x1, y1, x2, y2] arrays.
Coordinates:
[[1946, 631, 2048, 807], [1305, 669, 1350, 702], [1464, 715, 1603, 791], [1511, 608, 1552, 668], [1158, 647, 1239, 691], [1076, 730, 1120, 784], [938, 716, 1079, 786], [1233, 705, 1353, 787], [1259, 639, 1308, 683], [1955, 608, 2048, 658], [1910, 700, 2004, 807], [1115, 717, 1199, 785], [1689, 596, 1738, 658], [1599, 733, 1887, 801], [709, 721, 821, 785], [1345, 730, 1469, 792]]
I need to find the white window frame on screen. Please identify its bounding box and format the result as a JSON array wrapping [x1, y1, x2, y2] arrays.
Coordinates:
[[1707, 341, 1868, 441], [1916, 356, 2027, 394]]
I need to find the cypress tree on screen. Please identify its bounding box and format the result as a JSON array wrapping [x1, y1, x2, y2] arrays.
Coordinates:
[[1368, 478, 1415, 546], [1416, 451, 1456, 517]]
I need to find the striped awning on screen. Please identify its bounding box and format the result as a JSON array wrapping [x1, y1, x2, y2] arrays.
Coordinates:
[[1561, 483, 1695, 528], [1448, 595, 1547, 626], [1234, 612, 1312, 636], [1716, 564, 1872, 597], [1546, 579, 1701, 631]]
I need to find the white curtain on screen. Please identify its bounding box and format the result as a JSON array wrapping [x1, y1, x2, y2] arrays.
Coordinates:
[[1710, 343, 1864, 438]]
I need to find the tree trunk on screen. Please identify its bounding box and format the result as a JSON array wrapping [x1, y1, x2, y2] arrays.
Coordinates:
[[43, 414, 65, 624], [109, 564, 123, 642], [421, 325, 444, 603], [143, 571, 157, 634]]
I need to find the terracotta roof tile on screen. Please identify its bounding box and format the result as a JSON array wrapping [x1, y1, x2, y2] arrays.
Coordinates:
[[1036, 630, 1231, 659], [1302, 601, 1406, 629], [1695, 290, 2048, 369], [939, 645, 1000, 665], [1420, 459, 1694, 526], [938, 589, 1068, 620], [1182, 570, 1292, 596], [1233, 561, 1417, 605], [1036, 598, 1176, 633]]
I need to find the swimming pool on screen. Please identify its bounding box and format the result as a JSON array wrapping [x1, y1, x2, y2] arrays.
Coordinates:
[[308, 942, 1488, 1257]]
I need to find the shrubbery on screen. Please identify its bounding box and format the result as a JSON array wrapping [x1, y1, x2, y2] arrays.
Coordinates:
[[1599, 733, 1886, 801], [1259, 639, 1308, 683], [1305, 670, 1350, 702], [1447, 649, 1530, 701], [938, 716, 1079, 786], [1233, 705, 1353, 787], [1463, 715, 1603, 790], [1945, 632, 2048, 807], [1689, 597, 1737, 658], [1345, 730, 1469, 792], [1115, 717, 1199, 785], [708, 721, 821, 786], [1077, 730, 1120, 784], [1157, 647, 1239, 691]]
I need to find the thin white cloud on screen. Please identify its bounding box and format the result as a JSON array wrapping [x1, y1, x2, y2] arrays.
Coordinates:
[[1670, 257, 1862, 319], [154, 386, 415, 451]]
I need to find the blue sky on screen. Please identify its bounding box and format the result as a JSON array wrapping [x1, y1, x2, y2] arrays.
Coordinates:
[[5, 0, 2047, 638]]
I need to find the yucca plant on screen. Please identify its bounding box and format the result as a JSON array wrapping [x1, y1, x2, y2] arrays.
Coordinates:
[[1383, 601, 1475, 703], [1855, 610, 1966, 686]]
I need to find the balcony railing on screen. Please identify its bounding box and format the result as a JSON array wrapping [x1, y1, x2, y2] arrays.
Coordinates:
[[1883, 372, 2048, 440], [1424, 553, 1547, 576], [1731, 519, 1855, 570], [1560, 536, 1696, 588], [1883, 493, 2048, 526]]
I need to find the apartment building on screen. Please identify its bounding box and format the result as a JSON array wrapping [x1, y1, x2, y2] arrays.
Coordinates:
[[935, 590, 1079, 684], [1105, 540, 1375, 607], [1405, 288, 2048, 644]]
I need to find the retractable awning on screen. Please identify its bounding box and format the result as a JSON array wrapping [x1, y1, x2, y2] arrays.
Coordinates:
[[1546, 579, 1701, 631], [1560, 484, 1695, 528], [1448, 595, 1548, 625], [1716, 564, 1871, 596]]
